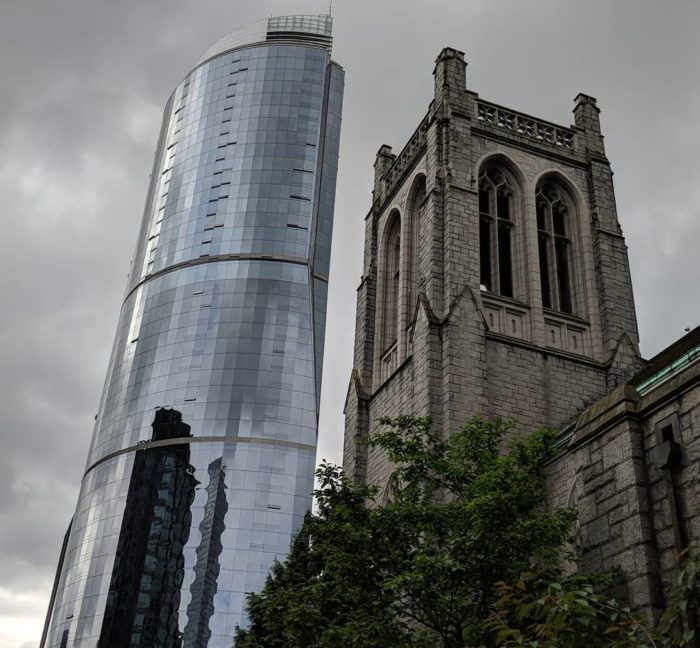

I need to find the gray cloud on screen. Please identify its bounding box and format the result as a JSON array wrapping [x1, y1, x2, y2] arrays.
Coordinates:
[[1, 1, 699, 646]]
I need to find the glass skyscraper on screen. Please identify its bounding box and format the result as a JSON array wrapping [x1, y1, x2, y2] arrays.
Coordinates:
[[42, 15, 343, 647]]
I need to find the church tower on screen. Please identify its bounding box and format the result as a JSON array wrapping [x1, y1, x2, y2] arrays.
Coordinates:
[[343, 48, 642, 491]]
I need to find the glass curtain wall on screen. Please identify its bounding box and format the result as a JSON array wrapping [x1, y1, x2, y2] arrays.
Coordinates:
[[43, 16, 343, 648]]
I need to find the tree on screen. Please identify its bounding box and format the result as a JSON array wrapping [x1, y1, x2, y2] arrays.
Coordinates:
[[235, 462, 415, 648], [484, 550, 700, 648], [236, 416, 573, 647], [234, 416, 700, 647]]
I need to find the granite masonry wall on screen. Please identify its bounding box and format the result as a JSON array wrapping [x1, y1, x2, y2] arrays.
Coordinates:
[[344, 47, 642, 492], [547, 352, 700, 619]]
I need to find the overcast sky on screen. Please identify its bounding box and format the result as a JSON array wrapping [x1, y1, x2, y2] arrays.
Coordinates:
[[1, 1, 699, 646]]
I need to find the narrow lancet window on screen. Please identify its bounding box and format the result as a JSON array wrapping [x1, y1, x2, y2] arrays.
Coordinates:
[[409, 176, 427, 297], [479, 167, 515, 298], [536, 183, 574, 314], [383, 214, 401, 350]]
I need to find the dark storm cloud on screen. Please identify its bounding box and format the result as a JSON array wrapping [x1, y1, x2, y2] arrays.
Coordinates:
[[1, 1, 698, 646]]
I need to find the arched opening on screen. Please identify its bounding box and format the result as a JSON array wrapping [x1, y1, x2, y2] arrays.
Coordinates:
[[478, 164, 518, 298], [536, 178, 576, 314], [408, 174, 427, 300], [382, 211, 402, 351]]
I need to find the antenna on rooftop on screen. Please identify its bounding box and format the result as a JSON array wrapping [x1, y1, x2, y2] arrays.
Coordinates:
[[329, 0, 333, 16]]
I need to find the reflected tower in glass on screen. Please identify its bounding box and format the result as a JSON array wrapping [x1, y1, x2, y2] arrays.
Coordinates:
[[42, 15, 343, 647]]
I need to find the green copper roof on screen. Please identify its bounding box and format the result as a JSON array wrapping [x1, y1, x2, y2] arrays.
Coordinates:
[[636, 344, 700, 395]]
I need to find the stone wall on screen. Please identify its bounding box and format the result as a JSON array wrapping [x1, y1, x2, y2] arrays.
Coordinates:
[[344, 46, 641, 513], [485, 337, 608, 433], [640, 358, 700, 596], [342, 44, 698, 623], [547, 347, 700, 618]]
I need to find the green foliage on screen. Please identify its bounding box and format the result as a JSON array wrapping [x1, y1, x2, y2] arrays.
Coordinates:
[[368, 416, 575, 646], [656, 547, 700, 646], [483, 569, 656, 647], [236, 416, 573, 647], [234, 416, 700, 648], [235, 464, 411, 648], [480, 548, 700, 648]]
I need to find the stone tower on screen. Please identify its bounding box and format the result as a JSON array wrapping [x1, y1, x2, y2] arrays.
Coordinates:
[[343, 48, 642, 492]]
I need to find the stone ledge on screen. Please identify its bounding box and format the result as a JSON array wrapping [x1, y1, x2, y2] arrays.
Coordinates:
[[569, 384, 641, 448]]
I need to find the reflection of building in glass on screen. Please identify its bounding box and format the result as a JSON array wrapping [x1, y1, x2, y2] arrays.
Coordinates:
[[184, 458, 228, 646], [43, 15, 343, 647], [99, 409, 197, 647]]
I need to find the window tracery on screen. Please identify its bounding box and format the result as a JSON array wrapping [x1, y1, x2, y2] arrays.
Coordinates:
[[409, 175, 427, 297], [536, 182, 574, 314], [479, 167, 515, 298], [382, 213, 401, 351]]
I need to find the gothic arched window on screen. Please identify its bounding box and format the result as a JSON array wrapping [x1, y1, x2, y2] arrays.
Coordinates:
[[479, 167, 515, 297], [382, 213, 401, 350], [536, 182, 574, 314], [408, 175, 427, 298]]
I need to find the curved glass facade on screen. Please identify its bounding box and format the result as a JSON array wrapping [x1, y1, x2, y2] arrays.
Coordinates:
[[43, 16, 343, 647]]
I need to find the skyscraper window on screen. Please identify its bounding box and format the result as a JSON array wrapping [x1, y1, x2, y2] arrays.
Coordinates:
[[42, 15, 343, 647]]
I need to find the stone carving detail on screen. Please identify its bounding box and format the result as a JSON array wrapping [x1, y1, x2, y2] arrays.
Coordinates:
[[380, 340, 399, 383], [383, 115, 429, 192], [476, 101, 574, 150]]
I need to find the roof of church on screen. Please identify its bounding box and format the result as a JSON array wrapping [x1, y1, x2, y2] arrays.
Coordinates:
[[631, 325, 700, 394]]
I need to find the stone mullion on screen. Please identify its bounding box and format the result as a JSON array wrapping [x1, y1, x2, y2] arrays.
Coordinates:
[[547, 205, 562, 313], [489, 189, 501, 295]]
